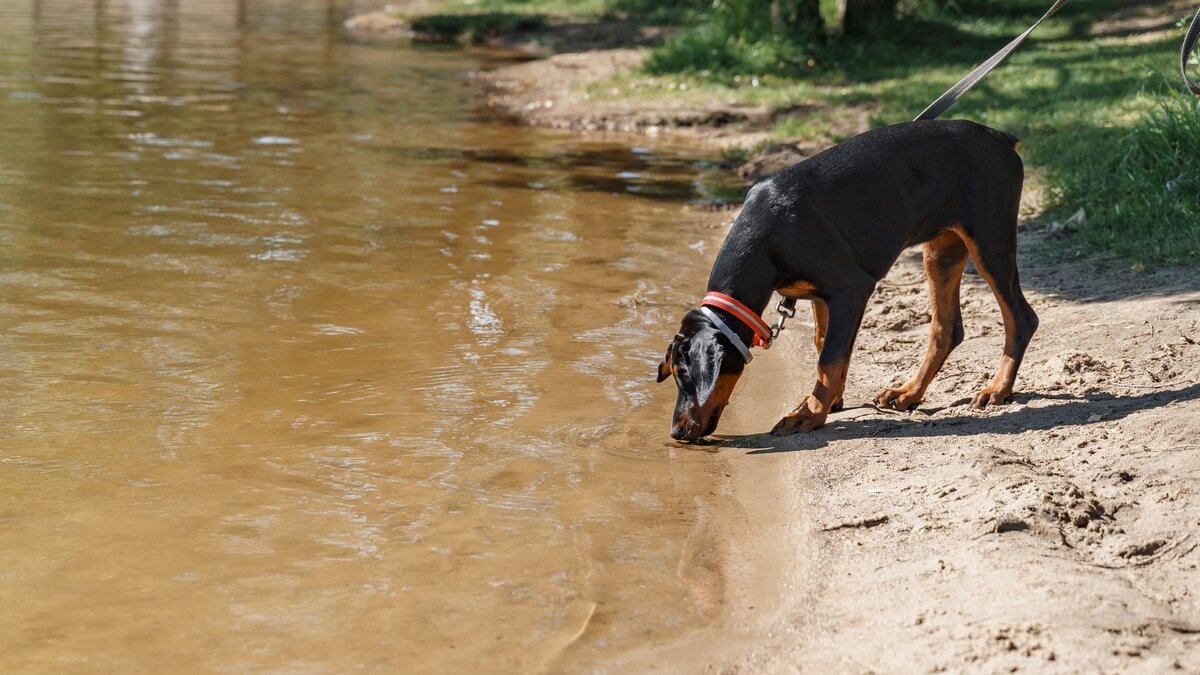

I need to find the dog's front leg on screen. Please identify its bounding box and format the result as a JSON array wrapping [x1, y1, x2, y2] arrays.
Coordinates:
[[773, 286, 872, 435], [810, 299, 847, 412]]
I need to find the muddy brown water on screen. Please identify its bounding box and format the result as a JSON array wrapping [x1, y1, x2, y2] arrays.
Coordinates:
[[0, 0, 754, 671]]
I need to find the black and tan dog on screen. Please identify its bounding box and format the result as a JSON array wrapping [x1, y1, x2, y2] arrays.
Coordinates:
[[658, 119, 1038, 442]]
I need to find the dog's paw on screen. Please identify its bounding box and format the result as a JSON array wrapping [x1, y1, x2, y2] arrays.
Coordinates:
[[971, 385, 1012, 409], [771, 396, 829, 435], [771, 413, 826, 435], [874, 385, 922, 411]]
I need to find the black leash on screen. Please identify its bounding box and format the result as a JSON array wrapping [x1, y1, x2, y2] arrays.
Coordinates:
[[915, 0, 1069, 121], [1183, 7, 1200, 94], [917, 0, 1200, 122]]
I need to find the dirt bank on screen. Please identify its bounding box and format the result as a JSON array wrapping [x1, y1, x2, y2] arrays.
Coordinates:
[[345, 8, 793, 150], [472, 49, 779, 148]]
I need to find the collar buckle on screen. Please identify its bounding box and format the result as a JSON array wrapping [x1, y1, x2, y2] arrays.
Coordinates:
[[768, 297, 798, 347]]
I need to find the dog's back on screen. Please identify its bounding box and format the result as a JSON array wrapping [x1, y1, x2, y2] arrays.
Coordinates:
[[763, 119, 1023, 280]]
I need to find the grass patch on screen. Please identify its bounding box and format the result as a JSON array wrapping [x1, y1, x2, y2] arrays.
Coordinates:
[[390, 0, 608, 42], [1047, 93, 1200, 263], [644, 24, 816, 76], [409, 12, 549, 41], [395, 0, 702, 42], [604, 0, 709, 25], [400, 0, 608, 20], [644, 0, 823, 77]]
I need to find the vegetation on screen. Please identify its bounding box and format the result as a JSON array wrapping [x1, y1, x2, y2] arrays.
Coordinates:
[[408, 11, 549, 40], [1050, 92, 1200, 262]]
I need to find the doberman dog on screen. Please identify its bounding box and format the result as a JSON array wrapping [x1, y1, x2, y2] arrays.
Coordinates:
[[657, 119, 1038, 442]]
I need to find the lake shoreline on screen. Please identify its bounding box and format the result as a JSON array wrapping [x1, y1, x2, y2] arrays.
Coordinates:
[[346, 7, 806, 178], [346, 10, 1200, 672]]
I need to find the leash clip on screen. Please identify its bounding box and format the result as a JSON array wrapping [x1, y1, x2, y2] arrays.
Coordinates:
[[768, 297, 798, 347]]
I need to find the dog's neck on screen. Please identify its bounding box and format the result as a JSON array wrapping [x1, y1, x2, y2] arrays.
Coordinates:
[[704, 234, 779, 347], [705, 234, 772, 314]]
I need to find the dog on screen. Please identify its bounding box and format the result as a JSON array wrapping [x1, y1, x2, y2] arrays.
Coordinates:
[[657, 119, 1038, 442]]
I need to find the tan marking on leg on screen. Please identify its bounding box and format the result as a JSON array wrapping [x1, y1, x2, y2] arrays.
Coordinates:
[[810, 298, 842, 411], [811, 299, 828, 355], [951, 225, 1030, 408], [876, 230, 967, 410], [771, 359, 847, 435]]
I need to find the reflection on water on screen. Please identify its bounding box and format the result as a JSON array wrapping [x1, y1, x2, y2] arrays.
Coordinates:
[[0, 0, 743, 671]]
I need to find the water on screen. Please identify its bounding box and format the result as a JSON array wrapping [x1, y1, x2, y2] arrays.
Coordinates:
[[0, 1, 743, 671]]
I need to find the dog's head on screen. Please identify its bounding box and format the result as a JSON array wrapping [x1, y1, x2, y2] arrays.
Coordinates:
[[657, 309, 747, 442]]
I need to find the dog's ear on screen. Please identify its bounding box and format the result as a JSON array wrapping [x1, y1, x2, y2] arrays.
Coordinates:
[[692, 334, 724, 407], [656, 343, 672, 383]]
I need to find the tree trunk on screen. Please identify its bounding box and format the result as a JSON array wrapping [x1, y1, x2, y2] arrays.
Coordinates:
[[771, 0, 786, 32], [838, 0, 898, 35], [791, 0, 821, 28], [774, 0, 822, 34]]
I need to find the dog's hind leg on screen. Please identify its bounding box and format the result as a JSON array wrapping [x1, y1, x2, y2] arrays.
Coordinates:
[[773, 284, 873, 434], [875, 230, 969, 410], [954, 215, 1038, 408]]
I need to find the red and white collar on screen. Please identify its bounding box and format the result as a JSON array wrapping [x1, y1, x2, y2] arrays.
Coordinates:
[[701, 292, 772, 347], [698, 292, 774, 363]]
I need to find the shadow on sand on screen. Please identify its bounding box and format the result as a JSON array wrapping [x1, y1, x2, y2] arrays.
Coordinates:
[[704, 382, 1200, 454]]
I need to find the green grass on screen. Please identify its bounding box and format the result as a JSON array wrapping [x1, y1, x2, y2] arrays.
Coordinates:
[[396, 0, 609, 20], [391, 0, 704, 32], [1048, 93, 1200, 263], [643, 0, 823, 77], [393, 0, 703, 42], [408, 11, 549, 40], [644, 23, 816, 76], [604, 0, 709, 25], [388, 0, 606, 42]]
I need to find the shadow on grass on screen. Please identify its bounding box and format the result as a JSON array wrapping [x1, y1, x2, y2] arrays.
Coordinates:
[[409, 13, 550, 42], [408, 13, 667, 51], [703, 382, 1200, 454]]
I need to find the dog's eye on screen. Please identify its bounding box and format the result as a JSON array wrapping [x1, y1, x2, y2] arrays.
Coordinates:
[[674, 370, 693, 394]]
